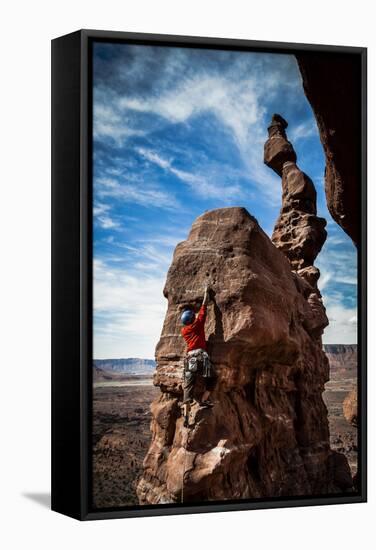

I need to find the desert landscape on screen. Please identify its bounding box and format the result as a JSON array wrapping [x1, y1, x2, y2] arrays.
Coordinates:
[[323, 345, 358, 477], [92, 360, 158, 508], [92, 344, 357, 508], [92, 380, 158, 508]]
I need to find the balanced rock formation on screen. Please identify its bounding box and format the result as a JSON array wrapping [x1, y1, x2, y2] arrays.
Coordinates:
[[137, 206, 352, 504], [264, 113, 296, 176], [295, 53, 361, 247], [265, 114, 327, 272], [343, 388, 358, 427]]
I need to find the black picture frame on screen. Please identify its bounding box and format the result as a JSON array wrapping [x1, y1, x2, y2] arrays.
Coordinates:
[[51, 29, 367, 521]]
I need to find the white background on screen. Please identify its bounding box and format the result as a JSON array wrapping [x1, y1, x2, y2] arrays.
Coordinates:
[[1, 1, 373, 548]]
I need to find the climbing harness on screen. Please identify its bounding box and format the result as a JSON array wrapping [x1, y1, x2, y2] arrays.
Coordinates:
[[186, 348, 213, 378]]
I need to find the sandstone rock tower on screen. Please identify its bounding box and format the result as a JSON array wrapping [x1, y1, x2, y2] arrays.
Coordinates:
[[264, 114, 330, 338], [265, 113, 327, 273], [137, 119, 353, 505]]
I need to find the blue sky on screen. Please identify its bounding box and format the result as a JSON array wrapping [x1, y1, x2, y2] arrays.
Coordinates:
[[93, 42, 357, 359]]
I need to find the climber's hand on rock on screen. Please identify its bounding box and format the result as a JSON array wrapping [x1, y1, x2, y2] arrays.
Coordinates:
[[203, 284, 212, 305]]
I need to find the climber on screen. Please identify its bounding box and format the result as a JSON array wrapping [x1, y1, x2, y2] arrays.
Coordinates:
[[180, 284, 216, 427]]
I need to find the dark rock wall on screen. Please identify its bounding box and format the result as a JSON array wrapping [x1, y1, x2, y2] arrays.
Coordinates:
[[295, 52, 362, 246]]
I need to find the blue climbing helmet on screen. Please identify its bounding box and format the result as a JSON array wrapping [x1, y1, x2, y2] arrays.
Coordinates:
[[181, 309, 195, 326]]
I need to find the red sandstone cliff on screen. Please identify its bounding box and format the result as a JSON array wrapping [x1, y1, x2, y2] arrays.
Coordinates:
[[137, 202, 352, 503]]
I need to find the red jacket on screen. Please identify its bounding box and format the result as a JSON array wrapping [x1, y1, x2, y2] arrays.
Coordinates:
[[181, 305, 207, 352]]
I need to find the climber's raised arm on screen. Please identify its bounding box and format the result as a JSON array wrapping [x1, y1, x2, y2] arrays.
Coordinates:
[[195, 285, 211, 325], [202, 284, 211, 306]]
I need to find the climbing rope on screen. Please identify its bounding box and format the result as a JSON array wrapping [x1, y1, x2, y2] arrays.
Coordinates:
[[181, 421, 190, 503]]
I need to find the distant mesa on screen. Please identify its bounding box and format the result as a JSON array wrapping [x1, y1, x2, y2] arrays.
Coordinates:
[[323, 344, 357, 380], [93, 358, 156, 376], [323, 344, 358, 355]]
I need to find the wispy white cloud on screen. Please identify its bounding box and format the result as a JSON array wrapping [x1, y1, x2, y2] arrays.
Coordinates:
[[138, 148, 202, 187], [96, 215, 120, 230], [290, 119, 318, 142], [119, 241, 173, 273], [93, 202, 122, 230], [121, 75, 261, 147], [314, 219, 358, 345], [96, 176, 180, 210], [322, 303, 357, 344], [120, 74, 284, 204], [94, 51, 307, 208], [137, 147, 242, 201], [318, 270, 332, 291], [317, 233, 357, 292], [93, 202, 109, 216], [93, 101, 144, 144], [317, 265, 357, 295], [138, 234, 187, 248]]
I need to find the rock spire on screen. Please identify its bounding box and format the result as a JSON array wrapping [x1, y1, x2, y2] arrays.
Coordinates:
[[264, 113, 327, 273]]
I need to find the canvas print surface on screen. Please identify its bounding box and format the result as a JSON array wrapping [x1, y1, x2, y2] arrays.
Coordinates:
[[91, 42, 359, 509]]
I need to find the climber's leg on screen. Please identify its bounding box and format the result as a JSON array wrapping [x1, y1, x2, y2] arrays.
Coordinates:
[[183, 371, 195, 403], [201, 390, 211, 403], [200, 370, 217, 407], [182, 401, 191, 427], [182, 371, 196, 426], [200, 386, 214, 407]]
